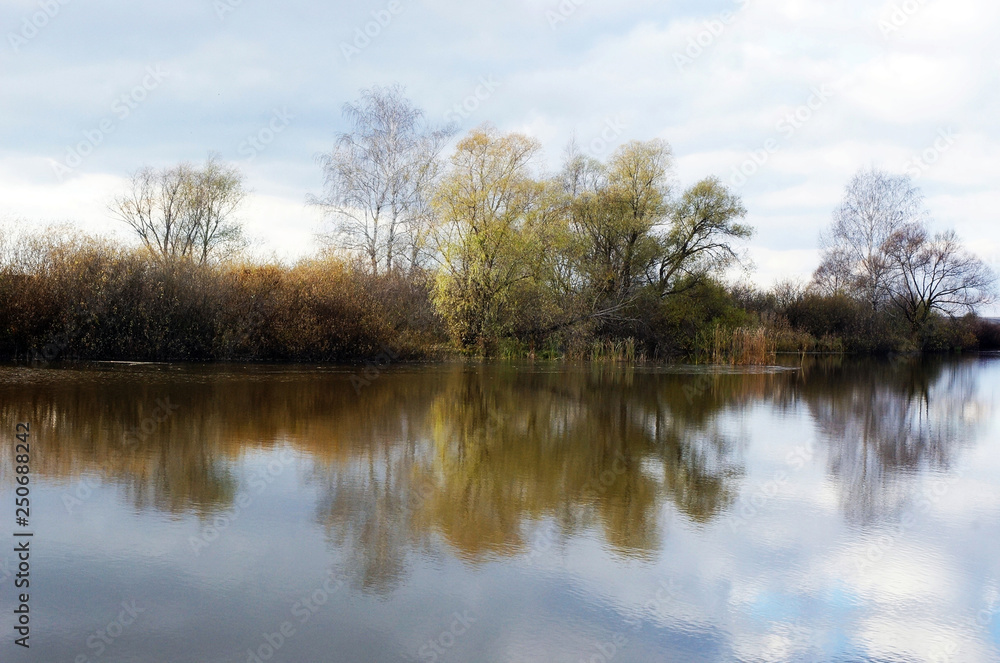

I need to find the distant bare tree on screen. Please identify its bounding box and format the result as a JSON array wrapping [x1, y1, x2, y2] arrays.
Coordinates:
[[312, 85, 453, 275], [187, 156, 248, 263], [884, 223, 995, 328], [559, 138, 605, 197], [113, 164, 192, 262], [815, 167, 925, 310], [810, 246, 853, 296], [112, 155, 247, 263]]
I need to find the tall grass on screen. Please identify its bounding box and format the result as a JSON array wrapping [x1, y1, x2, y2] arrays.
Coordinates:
[[497, 337, 642, 362], [696, 325, 776, 365], [588, 337, 640, 362]]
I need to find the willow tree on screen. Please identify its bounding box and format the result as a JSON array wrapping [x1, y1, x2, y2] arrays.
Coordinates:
[[569, 140, 673, 312], [430, 126, 564, 350], [430, 130, 752, 352], [563, 141, 750, 320], [652, 176, 752, 296]]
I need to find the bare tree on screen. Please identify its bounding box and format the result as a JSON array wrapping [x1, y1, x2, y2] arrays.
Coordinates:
[[113, 164, 193, 262], [312, 85, 453, 275], [884, 223, 996, 328], [810, 245, 853, 296], [558, 137, 605, 197], [112, 156, 247, 263], [815, 167, 925, 311], [186, 155, 248, 263]]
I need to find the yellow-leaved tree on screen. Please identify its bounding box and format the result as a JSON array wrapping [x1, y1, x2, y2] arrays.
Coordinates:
[[431, 126, 567, 351]]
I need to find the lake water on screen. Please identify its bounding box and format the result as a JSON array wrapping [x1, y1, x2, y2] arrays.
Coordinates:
[[1, 357, 999, 662]]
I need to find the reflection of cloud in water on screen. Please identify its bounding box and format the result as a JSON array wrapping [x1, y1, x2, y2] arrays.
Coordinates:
[[0, 358, 991, 608]]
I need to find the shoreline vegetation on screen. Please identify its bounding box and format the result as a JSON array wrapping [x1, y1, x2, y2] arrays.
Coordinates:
[[3, 86, 997, 366]]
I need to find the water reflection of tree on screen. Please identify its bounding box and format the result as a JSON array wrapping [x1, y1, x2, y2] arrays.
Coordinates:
[[302, 364, 760, 594], [3, 359, 985, 590], [312, 445, 416, 595], [0, 364, 766, 573], [0, 368, 239, 514], [308, 366, 775, 585], [407, 366, 755, 560], [796, 356, 987, 523]]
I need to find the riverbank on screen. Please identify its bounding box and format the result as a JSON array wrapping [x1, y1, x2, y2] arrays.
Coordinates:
[[2, 231, 997, 365]]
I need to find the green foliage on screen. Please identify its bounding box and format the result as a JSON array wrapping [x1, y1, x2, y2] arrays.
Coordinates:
[[918, 315, 978, 353], [648, 280, 749, 357], [6, 117, 996, 364], [430, 126, 556, 352]]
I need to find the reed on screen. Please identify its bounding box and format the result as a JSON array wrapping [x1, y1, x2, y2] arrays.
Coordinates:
[[588, 337, 637, 362], [697, 325, 776, 365]]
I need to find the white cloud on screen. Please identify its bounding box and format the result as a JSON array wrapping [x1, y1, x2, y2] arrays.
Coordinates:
[[1, 0, 997, 298]]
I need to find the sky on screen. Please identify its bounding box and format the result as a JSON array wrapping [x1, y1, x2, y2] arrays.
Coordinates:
[[2, 0, 999, 295]]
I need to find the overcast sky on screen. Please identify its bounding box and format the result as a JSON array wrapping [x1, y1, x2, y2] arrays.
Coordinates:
[[2, 0, 999, 292]]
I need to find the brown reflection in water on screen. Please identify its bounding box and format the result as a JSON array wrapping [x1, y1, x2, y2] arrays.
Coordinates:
[[0, 358, 987, 589], [406, 365, 761, 561], [308, 364, 761, 590]]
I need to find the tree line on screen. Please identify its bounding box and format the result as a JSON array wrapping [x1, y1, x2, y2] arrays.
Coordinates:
[[0, 85, 995, 363]]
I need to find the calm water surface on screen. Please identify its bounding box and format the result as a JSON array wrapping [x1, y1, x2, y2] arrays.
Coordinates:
[[1, 357, 999, 662]]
